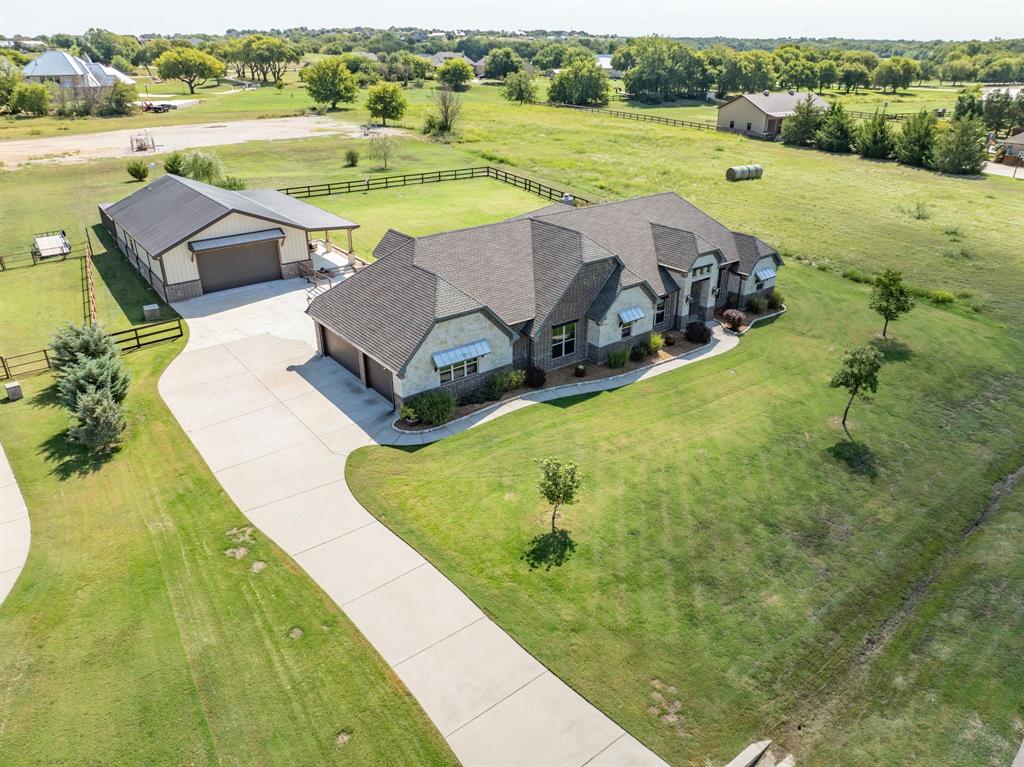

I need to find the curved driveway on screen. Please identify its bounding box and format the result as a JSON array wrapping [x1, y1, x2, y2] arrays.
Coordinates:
[[160, 279, 689, 766]]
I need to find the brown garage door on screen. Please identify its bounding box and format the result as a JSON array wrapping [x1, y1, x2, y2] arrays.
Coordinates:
[[196, 240, 282, 293], [321, 325, 360, 378], [364, 354, 394, 407]]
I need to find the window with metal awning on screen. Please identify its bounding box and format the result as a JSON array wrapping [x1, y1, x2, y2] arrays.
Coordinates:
[[617, 306, 646, 324], [755, 266, 777, 282], [431, 339, 491, 369]]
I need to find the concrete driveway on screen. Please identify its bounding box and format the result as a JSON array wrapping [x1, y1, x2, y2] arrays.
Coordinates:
[[160, 279, 666, 767]]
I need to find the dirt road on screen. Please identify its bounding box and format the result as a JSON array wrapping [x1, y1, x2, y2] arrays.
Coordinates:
[[0, 116, 400, 169]]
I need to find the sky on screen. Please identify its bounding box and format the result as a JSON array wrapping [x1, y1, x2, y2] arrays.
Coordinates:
[[2, 0, 1021, 41]]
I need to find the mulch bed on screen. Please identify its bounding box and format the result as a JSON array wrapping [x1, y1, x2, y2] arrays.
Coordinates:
[[397, 333, 704, 431]]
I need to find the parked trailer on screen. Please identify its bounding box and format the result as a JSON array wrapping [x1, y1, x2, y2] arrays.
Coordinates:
[[726, 164, 763, 181]]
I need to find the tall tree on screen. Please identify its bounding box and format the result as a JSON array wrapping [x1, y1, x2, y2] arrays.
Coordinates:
[[817, 59, 839, 92], [816, 101, 857, 152], [869, 269, 915, 337], [436, 58, 474, 91], [502, 71, 537, 104], [894, 110, 937, 167], [300, 56, 358, 109], [483, 47, 522, 79], [780, 94, 824, 146], [155, 48, 223, 94], [931, 116, 988, 175], [548, 58, 609, 106], [856, 110, 894, 158], [365, 82, 407, 125], [830, 346, 883, 437], [982, 89, 1013, 133], [839, 62, 871, 93]]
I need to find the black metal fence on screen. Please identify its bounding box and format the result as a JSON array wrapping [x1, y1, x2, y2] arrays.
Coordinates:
[[0, 318, 184, 380], [277, 166, 592, 206]]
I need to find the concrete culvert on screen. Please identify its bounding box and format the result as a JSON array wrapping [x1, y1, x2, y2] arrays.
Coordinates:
[[726, 164, 764, 181]]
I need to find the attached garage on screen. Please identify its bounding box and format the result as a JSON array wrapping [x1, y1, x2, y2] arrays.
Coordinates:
[[321, 325, 360, 378], [191, 229, 284, 294], [363, 354, 394, 404]]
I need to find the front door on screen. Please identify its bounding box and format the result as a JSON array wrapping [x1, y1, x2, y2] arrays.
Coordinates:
[[689, 279, 710, 322]]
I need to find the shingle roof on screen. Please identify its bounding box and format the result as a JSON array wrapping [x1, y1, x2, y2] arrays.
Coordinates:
[[727, 90, 828, 118], [309, 192, 778, 370], [23, 50, 96, 81], [103, 175, 356, 258]]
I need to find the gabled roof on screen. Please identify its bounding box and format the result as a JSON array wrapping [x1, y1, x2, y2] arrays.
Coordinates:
[[421, 51, 474, 67], [23, 50, 100, 86], [86, 61, 135, 86], [103, 175, 356, 258], [722, 90, 828, 118]]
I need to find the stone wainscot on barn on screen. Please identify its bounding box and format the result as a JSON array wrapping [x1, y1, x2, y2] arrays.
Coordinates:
[[100, 175, 358, 302], [307, 192, 782, 409]]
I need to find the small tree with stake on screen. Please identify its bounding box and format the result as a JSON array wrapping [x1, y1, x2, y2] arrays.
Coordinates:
[[830, 346, 882, 437], [869, 269, 915, 338], [537, 457, 582, 533]]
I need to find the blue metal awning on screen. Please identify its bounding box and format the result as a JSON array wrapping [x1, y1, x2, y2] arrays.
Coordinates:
[[188, 228, 285, 253], [432, 339, 491, 369], [755, 267, 777, 281], [618, 306, 646, 324]]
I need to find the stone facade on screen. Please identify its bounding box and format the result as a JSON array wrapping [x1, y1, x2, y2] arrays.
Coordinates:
[[165, 279, 203, 303], [281, 258, 312, 280]]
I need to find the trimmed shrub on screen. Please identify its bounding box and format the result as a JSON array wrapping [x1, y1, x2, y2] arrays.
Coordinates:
[[607, 348, 629, 368], [492, 368, 526, 393], [929, 289, 956, 304], [57, 352, 130, 410], [406, 390, 454, 425], [68, 387, 126, 452], [459, 389, 490, 406], [524, 365, 547, 388], [163, 151, 186, 176], [766, 289, 785, 310], [216, 175, 246, 190], [574, 364, 586, 377], [722, 309, 746, 331], [746, 294, 769, 313], [482, 376, 503, 401], [344, 149, 359, 167], [645, 332, 664, 356], [51, 323, 118, 372], [126, 159, 149, 182], [399, 404, 418, 423], [629, 345, 646, 362], [684, 322, 712, 344]]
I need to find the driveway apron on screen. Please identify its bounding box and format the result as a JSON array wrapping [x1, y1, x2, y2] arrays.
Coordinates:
[[160, 280, 667, 767]]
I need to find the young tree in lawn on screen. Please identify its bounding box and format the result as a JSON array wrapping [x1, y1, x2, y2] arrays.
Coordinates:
[[537, 457, 582, 532], [780, 94, 824, 146], [365, 82, 407, 125], [894, 109, 937, 167], [301, 56, 358, 109], [155, 48, 224, 94], [856, 110, 894, 159], [369, 135, 397, 168], [931, 116, 988, 175], [501, 71, 537, 104], [869, 269, 915, 337], [424, 86, 462, 136], [830, 346, 883, 437], [483, 47, 522, 79], [436, 58, 474, 91], [815, 101, 857, 152]]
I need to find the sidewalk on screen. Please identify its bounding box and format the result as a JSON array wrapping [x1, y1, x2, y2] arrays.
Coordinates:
[[0, 443, 31, 604]]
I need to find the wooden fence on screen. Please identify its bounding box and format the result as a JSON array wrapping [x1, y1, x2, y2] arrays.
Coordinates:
[[0, 318, 184, 380], [277, 166, 592, 206], [84, 230, 98, 325]]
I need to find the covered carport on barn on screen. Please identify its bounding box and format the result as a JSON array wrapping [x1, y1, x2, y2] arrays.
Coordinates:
[[100, 174, 357, 302]]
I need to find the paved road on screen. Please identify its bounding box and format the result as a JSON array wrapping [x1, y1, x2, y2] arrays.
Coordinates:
[[0, 443, 31, 604], [161, 280, 668, 767], [0, 116, 401, 169]]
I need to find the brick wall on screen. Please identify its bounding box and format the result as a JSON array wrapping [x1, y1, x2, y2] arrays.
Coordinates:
[[530, 260, 615, 372], [586, 329, 653, 364]]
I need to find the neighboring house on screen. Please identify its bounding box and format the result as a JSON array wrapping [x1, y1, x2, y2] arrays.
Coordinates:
[[421, 51, 475, 68], [350, 50, 379, 62], [717, 90, 828, 138], [22, 50, 135, 90], [999, 130, 1024, 163], [99, 175, 358, 302], [307, 192, 781, 409], [596, 53, 622, 79]]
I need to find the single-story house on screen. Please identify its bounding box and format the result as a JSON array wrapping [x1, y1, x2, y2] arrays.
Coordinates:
[[596, 54, 622, 79], [717, 90, 828, 139], [23, 50, 135, 90], [307, 192, 781, 409], [999, 130, 1024, 163], [421, 51, 475, 68], [99, 175, 358, 302]]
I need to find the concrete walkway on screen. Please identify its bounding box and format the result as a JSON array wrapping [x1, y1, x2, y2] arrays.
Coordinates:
[[0, 443, 31, 604], [162, 280, 744, 766]]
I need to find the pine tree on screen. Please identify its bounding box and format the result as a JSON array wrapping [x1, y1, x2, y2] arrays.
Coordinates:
[[780, 94, 823, 146], [815, 102, 856, 153], [894, 110, 937, 167], [69, 387, 126, 452], [932, 116, 988, 175], [57, 352, 130, 410], [51, 322, 118, 373], [856, 110, 894, 159]]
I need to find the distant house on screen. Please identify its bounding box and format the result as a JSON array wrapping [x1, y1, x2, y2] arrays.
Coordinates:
[[717, 90, 828, 139], [350, 50, 379, 62], [596, 54, 622, 79], [307, 192, 781, 409], [421, 51, 475, 68], [999, 130, 1024, 164], [99, 175, 358, 302], [22, 50, 135, 90]]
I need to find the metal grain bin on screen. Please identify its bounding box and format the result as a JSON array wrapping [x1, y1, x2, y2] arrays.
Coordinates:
[[726, 164, 764, 181]]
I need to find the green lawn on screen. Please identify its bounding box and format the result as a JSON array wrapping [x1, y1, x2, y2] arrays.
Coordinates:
[[348, 263, 1024, 765]]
